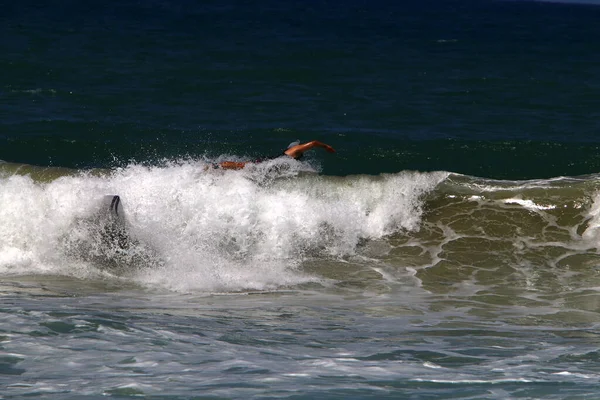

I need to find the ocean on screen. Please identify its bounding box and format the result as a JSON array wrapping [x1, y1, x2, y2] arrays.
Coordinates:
[[2, 0, 600, 398]]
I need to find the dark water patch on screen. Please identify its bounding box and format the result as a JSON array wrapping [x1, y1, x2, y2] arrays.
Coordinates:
[[223, 366, 271, 375], [86, 317, 131, 332], [0, 355, 25, 376], [117, 356, 137, 364], [360, 349, 483, 367], [40, 321, 78, 334], [38, 317, 131, 334], [553, 350, 600, 364], [365, 379, 581, 400], [47, 311, 81, 318], [28, 330, 58, 338], [417, 328, 529, 339], [103, 387, 146, 397], [284, 389, 453, 400], [217, 331, 290, 347]]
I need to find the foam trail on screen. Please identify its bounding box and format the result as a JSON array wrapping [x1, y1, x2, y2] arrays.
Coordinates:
[[580, 191, 600, 242], [0, 161, 447, 292]]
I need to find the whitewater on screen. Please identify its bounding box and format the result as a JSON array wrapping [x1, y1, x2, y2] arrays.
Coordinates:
[[0, 159, 447, 292]]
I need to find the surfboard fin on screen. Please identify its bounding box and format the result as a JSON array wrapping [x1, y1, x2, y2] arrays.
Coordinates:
[[105, 195, 122, 219], [100, 195, 129, 249]]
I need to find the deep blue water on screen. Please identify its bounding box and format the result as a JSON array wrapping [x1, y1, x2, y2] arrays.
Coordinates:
[[2, 0, 600, 177]]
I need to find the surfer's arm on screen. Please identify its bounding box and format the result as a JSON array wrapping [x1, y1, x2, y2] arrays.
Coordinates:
[[284, 141, 336, 159], [218, 161, 247, 170]]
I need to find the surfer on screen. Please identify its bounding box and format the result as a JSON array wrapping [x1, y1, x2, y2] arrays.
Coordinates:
[[217, 140, 336, 170]]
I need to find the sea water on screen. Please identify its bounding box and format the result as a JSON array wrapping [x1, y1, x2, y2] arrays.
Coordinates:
[[2, 0, 600, 398]]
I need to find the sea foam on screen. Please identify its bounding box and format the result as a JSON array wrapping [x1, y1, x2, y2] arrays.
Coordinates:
[[0, 161, 447, 292]]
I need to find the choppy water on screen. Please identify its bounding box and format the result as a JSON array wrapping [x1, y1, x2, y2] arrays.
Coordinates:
[[3, 161, 600, 398], [3, 0, 600, 398]]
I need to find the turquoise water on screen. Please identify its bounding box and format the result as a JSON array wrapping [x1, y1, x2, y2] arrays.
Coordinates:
[[2, 0, 600, 398]]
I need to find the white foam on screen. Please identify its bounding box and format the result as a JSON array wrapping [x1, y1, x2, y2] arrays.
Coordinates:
[[552, 371, 592, 378], [580, 191, 600, 242], [0, 162, 447, 292], [503, 198, 557, 210]]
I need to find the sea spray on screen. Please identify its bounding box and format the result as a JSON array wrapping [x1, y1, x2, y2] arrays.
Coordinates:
[[0, 161, 447, 292]]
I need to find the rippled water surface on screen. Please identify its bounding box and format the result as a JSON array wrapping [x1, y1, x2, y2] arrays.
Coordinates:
[[3, 0, 600, 397]]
